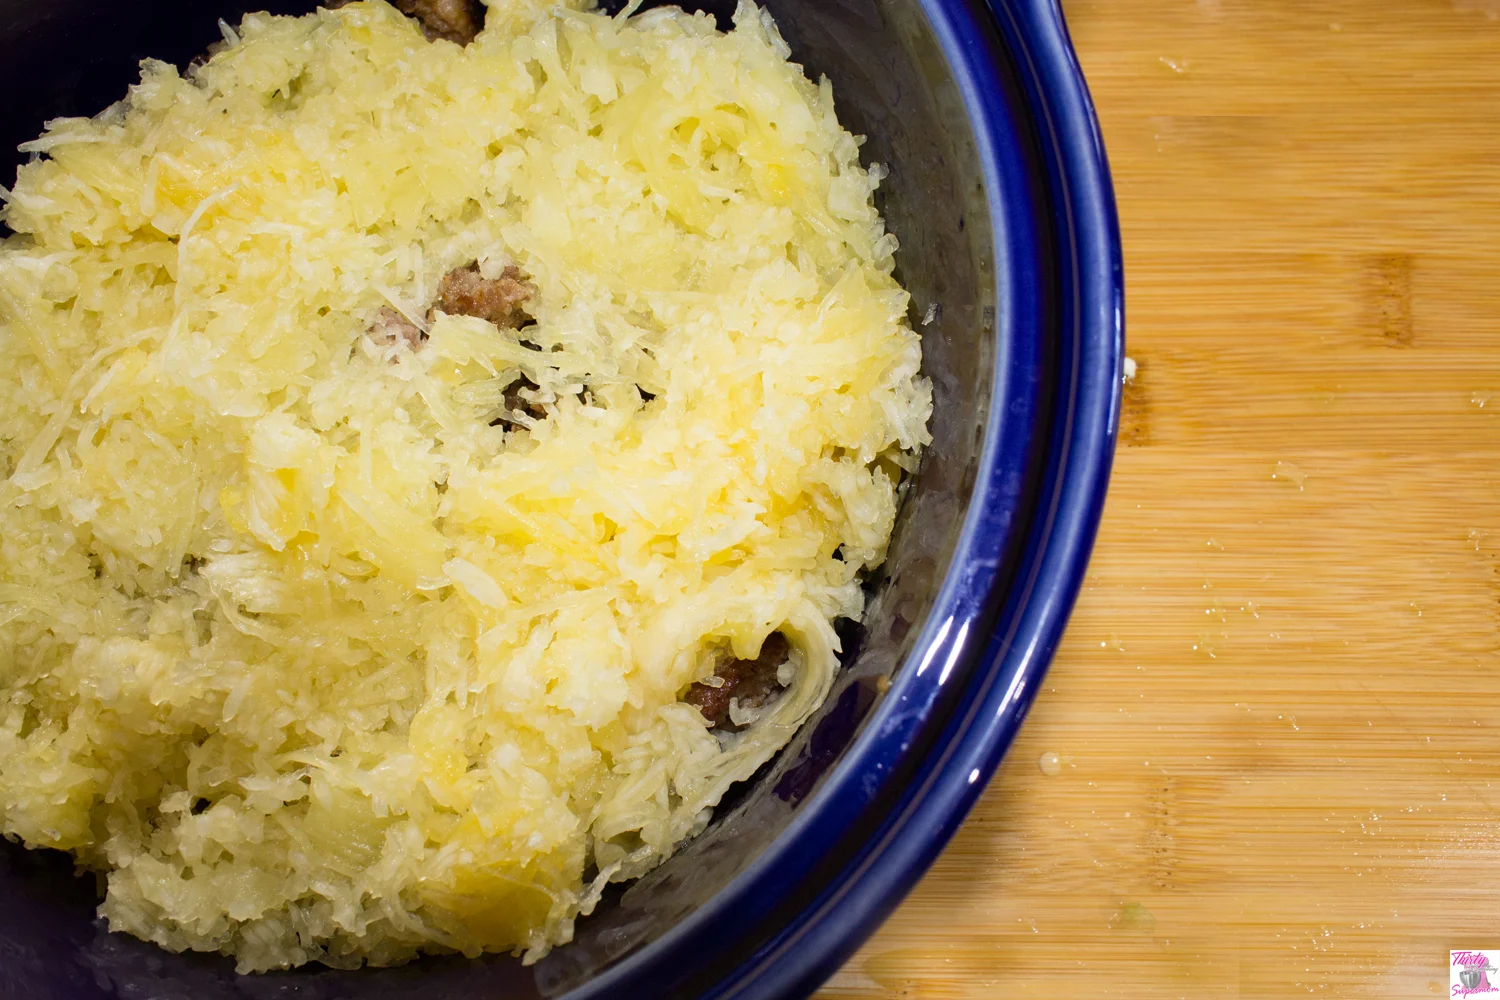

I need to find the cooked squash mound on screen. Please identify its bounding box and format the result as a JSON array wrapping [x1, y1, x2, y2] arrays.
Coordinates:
[[0, 0, 930, 972]]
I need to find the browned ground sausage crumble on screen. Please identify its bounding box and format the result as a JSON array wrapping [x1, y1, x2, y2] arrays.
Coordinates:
[[328, 0, 487, 44], [683, 632, 792, 730], [436, 263, 535, 330]]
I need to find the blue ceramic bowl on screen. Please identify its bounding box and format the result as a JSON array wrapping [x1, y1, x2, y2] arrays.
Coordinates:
[[0, 0, 1120, 996]]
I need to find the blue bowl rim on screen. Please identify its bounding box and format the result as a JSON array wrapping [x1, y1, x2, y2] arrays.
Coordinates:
[[564, 0, 1124, 995]]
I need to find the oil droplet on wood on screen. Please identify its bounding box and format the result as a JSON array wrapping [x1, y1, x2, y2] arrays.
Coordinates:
[[1039, 752, 1063, 776], [1272, 460, 1307, 490], [1110, 902, 1157, 933]]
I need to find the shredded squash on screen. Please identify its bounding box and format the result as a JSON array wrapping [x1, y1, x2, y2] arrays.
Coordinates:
[[0, 0, 930, 972]]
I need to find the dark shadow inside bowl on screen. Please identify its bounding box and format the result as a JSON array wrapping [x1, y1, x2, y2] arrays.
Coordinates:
[[0, 0, 1000, 995]]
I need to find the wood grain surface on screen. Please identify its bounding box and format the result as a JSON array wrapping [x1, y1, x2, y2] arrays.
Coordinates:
[[818, 1, 1500, 996]]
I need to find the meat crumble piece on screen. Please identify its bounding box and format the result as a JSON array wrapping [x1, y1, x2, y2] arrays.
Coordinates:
[[366, 262, 542, 407], [324, 0, 483, 45], [364, 261, 532, 354], [369, 306, 425, 350], [684, 632, 791, 731], [394, 0, 486, 44], [435, 263, 535, 330]]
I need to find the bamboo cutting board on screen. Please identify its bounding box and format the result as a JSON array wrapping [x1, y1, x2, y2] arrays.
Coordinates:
[[818, 1, 1500, 996]]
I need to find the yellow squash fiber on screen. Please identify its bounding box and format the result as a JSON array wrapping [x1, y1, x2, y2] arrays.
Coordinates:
[[0, 0, 930, 972]]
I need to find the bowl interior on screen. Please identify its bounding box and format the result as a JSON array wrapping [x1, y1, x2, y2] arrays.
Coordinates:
[[0, 0, 1002, 995]]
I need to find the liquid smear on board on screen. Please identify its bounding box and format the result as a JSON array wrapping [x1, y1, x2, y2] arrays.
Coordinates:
[[1271, 460, 1307, 490]]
